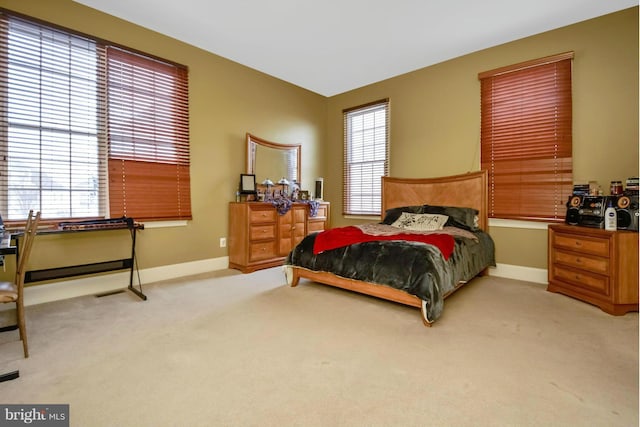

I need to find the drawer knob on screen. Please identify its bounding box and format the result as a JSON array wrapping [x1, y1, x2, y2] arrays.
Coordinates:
[[575, 257, 582, 264], [574, 241, 582, 247]]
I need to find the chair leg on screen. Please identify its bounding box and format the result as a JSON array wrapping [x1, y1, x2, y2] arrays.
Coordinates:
[[16, 300, 28, 358]]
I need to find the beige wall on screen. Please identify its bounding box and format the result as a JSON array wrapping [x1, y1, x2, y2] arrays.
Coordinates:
[[0, 1, 636, 285], [326, 7, 639, 270], [0, 0, 327, 276]]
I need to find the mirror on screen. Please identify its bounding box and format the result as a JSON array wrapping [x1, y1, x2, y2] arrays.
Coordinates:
[[246, 133, 300, 186]]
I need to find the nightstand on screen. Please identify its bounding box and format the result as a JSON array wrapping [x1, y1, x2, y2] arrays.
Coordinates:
[[547, 224, 639, 315]]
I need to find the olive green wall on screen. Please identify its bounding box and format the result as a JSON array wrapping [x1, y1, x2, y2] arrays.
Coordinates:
[[0, 1, 636, 290], [0, 0, 327, 276], [326, 7, 639, 271]]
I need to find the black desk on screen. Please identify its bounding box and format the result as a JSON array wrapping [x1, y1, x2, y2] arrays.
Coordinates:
[[14, 221, 146, 300]]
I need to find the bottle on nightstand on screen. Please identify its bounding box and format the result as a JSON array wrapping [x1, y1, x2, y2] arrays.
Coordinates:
[[604, 199, 617, 231]]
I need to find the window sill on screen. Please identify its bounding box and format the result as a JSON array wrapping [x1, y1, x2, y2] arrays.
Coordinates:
[[489, 218, 553, 230], [344, 215, 381, 221], [143, 220, 188, 229]]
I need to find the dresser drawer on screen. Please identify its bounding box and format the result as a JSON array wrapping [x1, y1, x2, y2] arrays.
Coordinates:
[[552, 249, 609, 275], [249, 208, 277, 224], [315, 205, 328, 219], [307, 220, 325, 233], [552, 233, 610, 257], [249, 241, 277, 261], [550, 264, 610, 296], [250, 224, 276, 241]]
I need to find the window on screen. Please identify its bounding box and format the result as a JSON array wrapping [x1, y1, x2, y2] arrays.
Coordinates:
[[0, 10, 191, 222], [478, 52, 573, 222], [0, 14, 106, 221], [343, 99, 389, 216]]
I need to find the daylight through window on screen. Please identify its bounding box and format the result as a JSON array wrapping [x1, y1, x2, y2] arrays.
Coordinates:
[[343, 99, 389, 216], [0, 10, 191, 222]]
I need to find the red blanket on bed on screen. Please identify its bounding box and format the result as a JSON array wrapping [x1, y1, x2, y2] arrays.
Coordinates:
[[313, 226, 455, 259]]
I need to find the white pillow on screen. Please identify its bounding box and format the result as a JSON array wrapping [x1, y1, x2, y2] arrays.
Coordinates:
[[391, 212, 449, 231]]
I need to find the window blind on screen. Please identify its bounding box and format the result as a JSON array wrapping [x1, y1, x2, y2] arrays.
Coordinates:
[[0, 9, 192, 224], [107, 47, 191, 221], [0, 13, 108, 221], [479, 52, 573, 222], [343, 99, 389, 216]]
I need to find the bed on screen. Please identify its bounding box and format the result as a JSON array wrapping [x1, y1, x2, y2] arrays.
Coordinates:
[[283, 170, 495, 326]]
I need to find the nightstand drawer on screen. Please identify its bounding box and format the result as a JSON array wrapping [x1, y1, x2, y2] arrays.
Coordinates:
[[552, 233, 610, 257], [249, 241, 277, 261], [250, 224, 276, 241], [551, 265, 610, 296], [552, 249, 609, 275]]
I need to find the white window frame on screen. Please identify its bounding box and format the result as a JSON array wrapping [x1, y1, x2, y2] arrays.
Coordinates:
[[343, 99, 390, 216]]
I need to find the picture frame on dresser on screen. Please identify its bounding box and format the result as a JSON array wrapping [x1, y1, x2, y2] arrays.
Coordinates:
[[239, 174, 257, 194]]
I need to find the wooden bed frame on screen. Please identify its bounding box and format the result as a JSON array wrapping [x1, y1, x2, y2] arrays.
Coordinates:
[[285, 170, 489, 326]]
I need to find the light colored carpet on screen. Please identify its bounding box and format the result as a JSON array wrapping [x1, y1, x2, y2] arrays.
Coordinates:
[[0, 268, 637, 427]]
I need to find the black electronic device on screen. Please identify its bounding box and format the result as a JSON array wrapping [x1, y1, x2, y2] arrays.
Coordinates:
[[611, 194, 639, 231], [565, 195, 638, 231], [565, 195, 606, 228], [314, 178, 324, 201]]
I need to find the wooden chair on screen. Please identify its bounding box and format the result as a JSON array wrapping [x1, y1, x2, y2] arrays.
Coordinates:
[[0, 210, 41, 358]]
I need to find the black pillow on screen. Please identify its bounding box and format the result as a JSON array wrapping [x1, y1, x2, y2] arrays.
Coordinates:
[[422, 205, 479, 231], [381, 205, 425, 225]]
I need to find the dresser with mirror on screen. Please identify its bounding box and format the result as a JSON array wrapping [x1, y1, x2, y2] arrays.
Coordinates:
[[228, 133, 329, 273]]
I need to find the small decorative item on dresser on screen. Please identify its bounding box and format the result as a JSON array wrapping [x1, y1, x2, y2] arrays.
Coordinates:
[[262, 178, 274, 200], [278, 177, 289, 197], [290, 180, 300, 200], [240, 174, 257, 194]]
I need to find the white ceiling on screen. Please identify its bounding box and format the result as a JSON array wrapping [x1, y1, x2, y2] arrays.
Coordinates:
[[73, 0, 637, 96]]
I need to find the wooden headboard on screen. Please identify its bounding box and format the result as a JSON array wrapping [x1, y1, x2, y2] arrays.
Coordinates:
[[381, 170, 489, 231]]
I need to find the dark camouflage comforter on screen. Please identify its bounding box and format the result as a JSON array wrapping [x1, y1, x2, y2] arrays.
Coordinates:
[[285, 229, 495, 322]]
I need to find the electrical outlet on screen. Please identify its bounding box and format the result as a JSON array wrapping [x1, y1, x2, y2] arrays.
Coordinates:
[[219, 237, 227, 248]]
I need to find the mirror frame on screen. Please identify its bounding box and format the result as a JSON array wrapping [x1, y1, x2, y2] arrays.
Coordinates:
[[246, 133, 301, 184]]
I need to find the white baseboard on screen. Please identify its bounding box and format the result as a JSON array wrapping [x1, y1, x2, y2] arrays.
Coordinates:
[[4, 257, 546, 309], [489, 263, 548, 285], [9, 256, 229, 309]]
